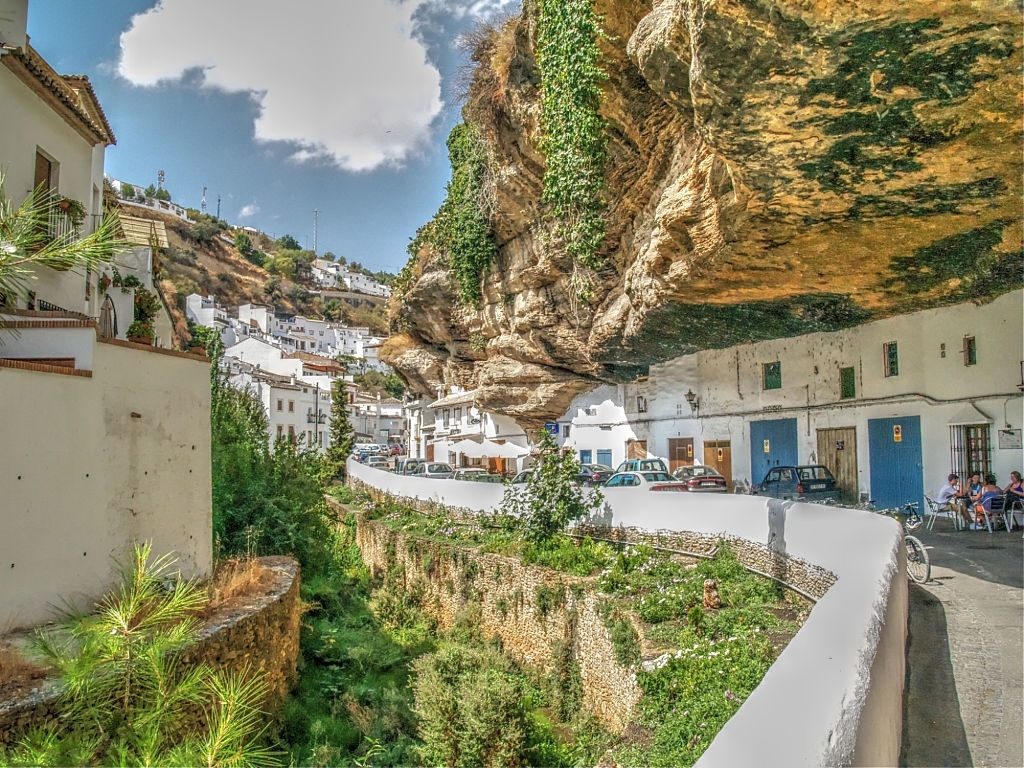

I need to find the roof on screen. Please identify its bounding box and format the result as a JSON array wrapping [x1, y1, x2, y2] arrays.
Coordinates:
[[2, 44, 115, 146], [117, 214, 169, 248]]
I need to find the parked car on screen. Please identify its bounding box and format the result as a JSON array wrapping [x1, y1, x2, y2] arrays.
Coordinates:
[[365, 455, 390, 469], [576, 463, 615, 486], [394, 458, 423, 475], [754, 465, 837, 500], [390, 443, 404, 455], [615, 457, 670, 474], [410, 462, 455, 479], [672, 465, 728, 493], [452, 468, 504, 483], [509, 470, 534, 484], [602, 471, 687, 492]]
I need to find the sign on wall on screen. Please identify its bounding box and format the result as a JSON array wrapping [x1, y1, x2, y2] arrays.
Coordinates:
[[544, 422, 559, 435], [893, 425, 902, 443]]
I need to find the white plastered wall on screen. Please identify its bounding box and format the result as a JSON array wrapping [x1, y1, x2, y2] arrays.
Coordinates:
[[0, 341, 212, 630]]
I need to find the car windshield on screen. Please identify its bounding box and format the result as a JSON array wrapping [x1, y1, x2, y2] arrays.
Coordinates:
[[798, 466, 834, 481]]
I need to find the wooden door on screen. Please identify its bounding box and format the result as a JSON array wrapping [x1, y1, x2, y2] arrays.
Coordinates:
[[668, 437, 694, 472], [703, 440, 733, 490], [817, 427, 858, 503], [426, 443, 435, 461], [627, 440, 647, 459]]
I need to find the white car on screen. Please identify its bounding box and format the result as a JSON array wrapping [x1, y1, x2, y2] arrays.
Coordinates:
[[601, 471, 687, 492], [365, 455, 389, 469]]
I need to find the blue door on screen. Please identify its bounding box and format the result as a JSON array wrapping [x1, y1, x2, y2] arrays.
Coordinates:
[[868, 416, 923, 510], [579, 449, 593, 464], [750, 418, 799, 487], [596, 449, 612, 467]]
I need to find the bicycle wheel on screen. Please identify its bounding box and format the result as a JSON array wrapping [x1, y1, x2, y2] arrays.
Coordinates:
[[905, 535, 930, 584]]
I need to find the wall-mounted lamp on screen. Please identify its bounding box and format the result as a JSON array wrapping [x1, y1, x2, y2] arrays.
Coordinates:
[[685, 388, 699, 413]]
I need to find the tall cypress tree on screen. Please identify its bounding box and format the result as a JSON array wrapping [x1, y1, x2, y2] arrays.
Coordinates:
[[326, 379, 355, 478]]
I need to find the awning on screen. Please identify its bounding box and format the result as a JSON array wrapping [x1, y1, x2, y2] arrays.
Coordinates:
[[946, 403, 993, 426], [449, 438, 529, 459]]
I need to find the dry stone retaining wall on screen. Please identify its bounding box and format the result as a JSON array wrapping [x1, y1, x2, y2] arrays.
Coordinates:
[[348, 507, 640, 732]]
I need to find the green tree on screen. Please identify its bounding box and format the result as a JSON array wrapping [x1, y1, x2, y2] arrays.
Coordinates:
[[120, 182, 136, 199], [190, 219, 220, 244], [501, 429, 602, 542], [276, 234, 301, 251], [144, 184, 157, 198], [0, 174, 124, 307], [234, 231, 253, 256], [326, 379, 355, 478], [153, 187, 172, 202], [1, 543, 279, 767], [412, 644, 531, 768]]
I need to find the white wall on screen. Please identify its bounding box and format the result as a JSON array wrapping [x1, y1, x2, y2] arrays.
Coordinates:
[[0, 339, 213, 630]]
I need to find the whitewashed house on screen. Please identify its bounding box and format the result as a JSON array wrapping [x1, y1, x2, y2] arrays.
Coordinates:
[[0, 4, 211, 630], [415, 388, 530, 474], [558, 292, 1024, 508], [185, 293, 229, 329]]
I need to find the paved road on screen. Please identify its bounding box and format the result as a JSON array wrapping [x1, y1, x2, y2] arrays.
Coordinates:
[[902, 517, 1023, 768]]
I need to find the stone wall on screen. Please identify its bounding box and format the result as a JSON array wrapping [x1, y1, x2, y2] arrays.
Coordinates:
[[0, 556, 301, 746], [346, 504, 641, 732]]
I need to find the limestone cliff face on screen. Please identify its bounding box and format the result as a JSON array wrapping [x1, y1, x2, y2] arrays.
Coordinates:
[[384, 0, 1022, 427]]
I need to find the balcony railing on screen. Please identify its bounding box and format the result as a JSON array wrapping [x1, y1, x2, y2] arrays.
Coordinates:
[[306, 413, 327, 424], [48, 210, 80, 243]]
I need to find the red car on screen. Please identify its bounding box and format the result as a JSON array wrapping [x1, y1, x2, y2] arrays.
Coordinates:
[[390, 444, 404, 456], [671, 465, 728, 492]]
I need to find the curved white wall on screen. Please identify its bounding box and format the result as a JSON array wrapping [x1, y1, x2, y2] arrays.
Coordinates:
[[347, 459, 907, 767]]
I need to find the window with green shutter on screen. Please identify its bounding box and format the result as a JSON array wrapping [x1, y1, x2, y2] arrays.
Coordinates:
[[840, 366, 856, 399], [762, 361, 782, 390]]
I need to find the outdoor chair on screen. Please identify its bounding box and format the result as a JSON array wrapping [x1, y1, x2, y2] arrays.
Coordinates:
[[924, 495, 962, 531], [976, 494, 1012, 534]]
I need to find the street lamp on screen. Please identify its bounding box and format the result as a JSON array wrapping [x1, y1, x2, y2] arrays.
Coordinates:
[[685, 388, 700, 414]]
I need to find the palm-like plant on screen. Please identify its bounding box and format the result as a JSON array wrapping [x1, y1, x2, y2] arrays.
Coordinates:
[[2, 543, 280, 767], [0, 172, 125, 305]]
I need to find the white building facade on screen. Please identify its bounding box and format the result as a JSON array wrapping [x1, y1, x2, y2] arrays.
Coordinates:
[[558, 292, 1024, 509]]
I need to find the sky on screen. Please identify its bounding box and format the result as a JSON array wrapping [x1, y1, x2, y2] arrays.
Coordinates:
[[26, 0, 521, 275]]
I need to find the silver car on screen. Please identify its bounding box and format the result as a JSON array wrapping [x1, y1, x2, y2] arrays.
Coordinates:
[[411, 462, 454, 479]]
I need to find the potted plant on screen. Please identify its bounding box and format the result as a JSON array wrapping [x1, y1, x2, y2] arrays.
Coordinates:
[[55, 196, 87, 227], [126, 319, 154, 345]]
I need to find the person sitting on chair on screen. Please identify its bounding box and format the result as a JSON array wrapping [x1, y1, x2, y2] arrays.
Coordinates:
[[1003, 471, 1024, 529], [937, 473, 972, 527], [974, 474, 1004, 530]]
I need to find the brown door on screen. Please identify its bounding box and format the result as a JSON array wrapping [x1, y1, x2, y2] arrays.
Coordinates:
[[817, 427, 858, 503], [627, 440, 647, 459], [668, 437, 695, 472], [426, 443, 435, 461], [703, 440, 733, 490]]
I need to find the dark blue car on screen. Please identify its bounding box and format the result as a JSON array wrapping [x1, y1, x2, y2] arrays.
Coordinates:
[[754, 465, 837, 501]]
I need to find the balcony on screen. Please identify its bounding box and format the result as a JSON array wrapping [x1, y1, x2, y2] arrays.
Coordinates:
[[306, 412, 327, 424]]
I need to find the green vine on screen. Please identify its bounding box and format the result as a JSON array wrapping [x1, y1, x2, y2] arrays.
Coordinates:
[[430, 123, 497, 307], [536, 0, 609, 268]]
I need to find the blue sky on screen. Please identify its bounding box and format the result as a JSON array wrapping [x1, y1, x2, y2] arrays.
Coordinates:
[[27, 0, 520, 274]]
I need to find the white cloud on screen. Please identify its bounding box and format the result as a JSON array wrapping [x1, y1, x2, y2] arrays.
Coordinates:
[[118, 0, 444, 172], [238, 203, 259, 219]]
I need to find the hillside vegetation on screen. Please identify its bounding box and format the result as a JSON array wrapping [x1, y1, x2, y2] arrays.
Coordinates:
[[115, 204, 390, 348]]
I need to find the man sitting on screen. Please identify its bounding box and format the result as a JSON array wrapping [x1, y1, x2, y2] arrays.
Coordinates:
[[937, 473, 973, 528]]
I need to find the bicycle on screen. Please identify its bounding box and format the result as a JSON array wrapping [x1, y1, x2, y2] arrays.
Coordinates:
[[869, 500, 930, 584]]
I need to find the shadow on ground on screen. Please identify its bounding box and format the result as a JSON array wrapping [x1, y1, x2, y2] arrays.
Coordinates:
[[901, 582, 971, 767]]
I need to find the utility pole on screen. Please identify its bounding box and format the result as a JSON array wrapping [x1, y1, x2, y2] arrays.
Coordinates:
[[313, 209, 319, 255], [201, 186, 207, 214], [216, 195, 221, 219]]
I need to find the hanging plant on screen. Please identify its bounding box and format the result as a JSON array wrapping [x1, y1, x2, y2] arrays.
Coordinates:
[[56, 196, 87, 227]]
